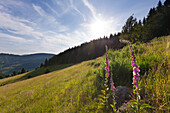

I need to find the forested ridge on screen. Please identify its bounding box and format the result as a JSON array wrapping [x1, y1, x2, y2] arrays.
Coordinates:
[[47, 34, 124, 65]]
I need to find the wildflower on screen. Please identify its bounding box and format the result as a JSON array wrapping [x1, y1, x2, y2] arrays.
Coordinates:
[[105, 46, 115, 91], [110, 77, 115, 91], [130, 46, 140, 89], [105, 54, 110, 77]]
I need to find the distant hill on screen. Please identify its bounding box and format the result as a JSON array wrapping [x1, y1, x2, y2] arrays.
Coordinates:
[[46, 34, 125, 66], [0, 53, 54, 74]]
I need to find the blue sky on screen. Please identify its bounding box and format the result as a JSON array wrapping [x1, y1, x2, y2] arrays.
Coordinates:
[[0, 0, 165, 55]]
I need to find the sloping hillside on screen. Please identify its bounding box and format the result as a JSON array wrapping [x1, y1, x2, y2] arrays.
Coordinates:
[[0, 53, 54, 75], [0, 35, 169, 112], [0, 57, 102, 112]]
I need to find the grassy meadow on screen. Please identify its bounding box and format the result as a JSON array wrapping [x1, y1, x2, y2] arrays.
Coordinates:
[[0, 35, 169, 112], [0, 57, 103, 112]]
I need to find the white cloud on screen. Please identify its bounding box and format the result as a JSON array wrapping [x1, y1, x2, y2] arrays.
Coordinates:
[[0, 0, 119, 55], [43, 2, 60, 17], [32, 4, 46, 16], [54, 0, 71, 16], [0, 0, 24, 7], [0, 5, 3, 9], [70, 0, 86, 21], [0, 12, 43, 39], [45, 0, 86, 21], [0, 33, 33, 43], [0, 1, 71, 54], [82, 0, 97, 19], [43, 30, 85, 47], [35, 29, 90, 54], [32, 3, 69, 32]]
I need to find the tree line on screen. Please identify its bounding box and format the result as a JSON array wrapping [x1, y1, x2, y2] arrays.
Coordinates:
[[45, 34, 125, 66], [120, 0, 170, 42], [0, 68, 27, 79]]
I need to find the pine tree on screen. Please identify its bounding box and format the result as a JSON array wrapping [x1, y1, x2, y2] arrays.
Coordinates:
[[164, 0, 170, 7], [44, 58, 48, 66], [21, 68, 26, 74], [122, 15, 137, 33], [157, 0, 163, 8], [12, 71, 17, 76], [143, 17, 146, 25], [40, 63, 44, 67]]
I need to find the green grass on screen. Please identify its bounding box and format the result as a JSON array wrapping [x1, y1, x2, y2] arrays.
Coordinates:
[[0, 64, 72, 86], [0, 35, 169, 113], [0, 57, 102, 113], [96, 35, 170, 112]]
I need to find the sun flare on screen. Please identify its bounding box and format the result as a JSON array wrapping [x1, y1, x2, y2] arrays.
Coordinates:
[[89, 18, 113, 38]]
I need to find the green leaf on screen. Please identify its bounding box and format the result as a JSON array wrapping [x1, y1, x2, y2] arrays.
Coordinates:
[[110, 104, 114, 108], [129, 100, 137, 105], [131, 105, 137, 112], [101, 90, 105, 94], [98, 95, 104, 99], [98, 98, 105, 103], [98, 105, 104, 109], [140, 104, 153, 109]]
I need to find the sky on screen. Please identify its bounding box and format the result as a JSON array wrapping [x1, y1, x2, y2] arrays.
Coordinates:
[[0, 0, 165, 55]]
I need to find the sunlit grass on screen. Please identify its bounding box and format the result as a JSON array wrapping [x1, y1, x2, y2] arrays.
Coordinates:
[[96, 35, 169, 112], [0, 58, 102, 112], [0, 64, 72, 86], [0, 35, 169, 112]]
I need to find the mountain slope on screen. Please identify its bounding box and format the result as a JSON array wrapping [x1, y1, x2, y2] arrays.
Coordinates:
[[0, 35, 169, 112], [0, 57, 102, 113], [0, 53, 54, 74]]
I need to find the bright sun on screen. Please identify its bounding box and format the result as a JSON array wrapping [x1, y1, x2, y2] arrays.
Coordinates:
[[89, 18, 111, 38]]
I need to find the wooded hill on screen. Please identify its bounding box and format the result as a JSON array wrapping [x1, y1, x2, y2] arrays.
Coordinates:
[[0, 53, 54, 75], [46, 34, 125, 66]]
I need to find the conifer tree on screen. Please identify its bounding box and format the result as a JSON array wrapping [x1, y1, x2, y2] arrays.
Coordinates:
[[21, 68, 26, 74], [44, 58, 48, 66]]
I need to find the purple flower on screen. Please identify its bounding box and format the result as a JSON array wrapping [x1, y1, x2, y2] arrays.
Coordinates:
[[130, 46, 140, 89], [133, 75, 139, 80], [105, 47, 115, 91], [131, 61, 134, 67], [132, 79, 137, 84], [110, 77, 116, 91], [134, 82, 138, 88], [134, 63, 139, 68], [136, 73, 140, 77], [132, 79, 138, 88], [133, 68, 137, 75]]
